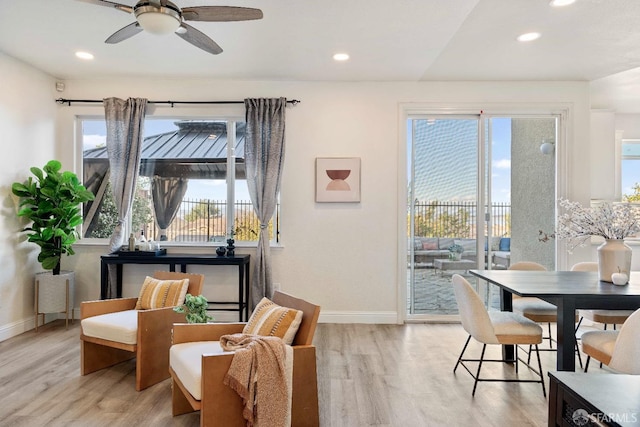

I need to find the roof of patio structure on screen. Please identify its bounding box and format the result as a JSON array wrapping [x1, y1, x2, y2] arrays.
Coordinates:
[[83, 120, 246, 179]]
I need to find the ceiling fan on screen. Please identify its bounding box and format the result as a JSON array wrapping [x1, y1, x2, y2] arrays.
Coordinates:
[[76, 0, 263, 55]]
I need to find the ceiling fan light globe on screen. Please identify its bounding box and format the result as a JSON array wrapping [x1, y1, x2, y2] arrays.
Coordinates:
[[137, 11, 181, 34]]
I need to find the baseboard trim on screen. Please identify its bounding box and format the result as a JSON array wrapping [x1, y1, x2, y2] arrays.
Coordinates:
[[318, 311, 399, 324], [0, 317, 36, 342]]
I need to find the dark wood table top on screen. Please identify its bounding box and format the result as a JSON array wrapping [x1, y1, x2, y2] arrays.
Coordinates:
[[469, 270, 640, 298]]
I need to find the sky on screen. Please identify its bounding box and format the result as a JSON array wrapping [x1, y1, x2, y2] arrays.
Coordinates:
[[82, 118, 251, 201], [409, 117, 512, 204]]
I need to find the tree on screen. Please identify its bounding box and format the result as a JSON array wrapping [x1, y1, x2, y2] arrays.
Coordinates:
[[184, 200, 220, 222], [411, 200, 471, 238], [624, 183, 640, 202], [89, 179, 153, 239]]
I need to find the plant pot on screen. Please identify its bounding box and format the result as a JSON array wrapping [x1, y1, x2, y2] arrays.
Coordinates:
[[597, 239, 632, 283], [35, 271, 74, 330]]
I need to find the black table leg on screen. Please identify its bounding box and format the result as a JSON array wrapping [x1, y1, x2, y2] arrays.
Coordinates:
[[100, 260, 108, 299], [500, 287, 515, 362], [238, 264, 244, 322], [556, 298, 576, 371]]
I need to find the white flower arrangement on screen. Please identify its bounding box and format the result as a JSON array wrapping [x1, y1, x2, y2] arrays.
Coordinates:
[[555, 199, 640, 250]]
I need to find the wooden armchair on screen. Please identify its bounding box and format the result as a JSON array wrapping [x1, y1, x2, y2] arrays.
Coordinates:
[[80, 271, 204, 391], [169, 291, 321, 427]]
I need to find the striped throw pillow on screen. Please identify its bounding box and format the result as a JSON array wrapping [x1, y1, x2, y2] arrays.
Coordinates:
[[243, 297, 303, 345], [135, 276, 189, 310]]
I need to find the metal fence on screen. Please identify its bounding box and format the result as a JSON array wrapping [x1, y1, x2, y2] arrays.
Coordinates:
[[412, 200, 510, 238], [146, 199, 277, 242]]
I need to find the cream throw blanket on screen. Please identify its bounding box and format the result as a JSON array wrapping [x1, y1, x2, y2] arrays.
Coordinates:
[[221, 333, 293, 427]]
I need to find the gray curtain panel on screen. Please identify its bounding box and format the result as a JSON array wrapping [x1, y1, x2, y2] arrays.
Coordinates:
[[244, 97, 287, 307], [151, 176, 188, 241], [104, 97, 147, 298]]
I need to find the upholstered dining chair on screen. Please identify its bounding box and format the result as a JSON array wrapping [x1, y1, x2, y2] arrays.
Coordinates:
[[80, 270, 204, 391], [509, 261, 582, 367], [582, 308, 640, 374], [451, 274, 546, 397], [572, 261, 634, 331], [169, 291, 321, 427], [509, 262, 557, 343]]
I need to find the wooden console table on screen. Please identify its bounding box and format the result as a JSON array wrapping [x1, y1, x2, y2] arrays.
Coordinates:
[[100, 253, 250, 321]]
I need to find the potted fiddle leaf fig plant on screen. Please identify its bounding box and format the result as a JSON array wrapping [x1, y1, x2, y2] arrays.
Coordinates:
[[12, 160, 95, 327]]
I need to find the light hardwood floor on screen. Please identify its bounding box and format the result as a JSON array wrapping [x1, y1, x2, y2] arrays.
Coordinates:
[[0, 320, 605, 426]]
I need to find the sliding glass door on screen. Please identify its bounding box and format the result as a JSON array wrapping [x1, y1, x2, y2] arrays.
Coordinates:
[[406, 114, 557, 318]]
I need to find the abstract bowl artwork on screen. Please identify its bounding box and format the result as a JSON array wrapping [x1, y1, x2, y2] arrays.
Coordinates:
[[326, 170, 351, 180]]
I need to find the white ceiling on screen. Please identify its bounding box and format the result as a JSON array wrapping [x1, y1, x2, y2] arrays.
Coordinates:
[[1, 0, 640, 83]]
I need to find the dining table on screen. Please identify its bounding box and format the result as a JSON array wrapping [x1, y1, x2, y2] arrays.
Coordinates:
[[469, 269, 640, 371]]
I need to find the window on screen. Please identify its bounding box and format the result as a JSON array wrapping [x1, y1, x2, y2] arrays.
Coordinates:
[[621, 140, 640, 201], [81, 117, 278, 244]]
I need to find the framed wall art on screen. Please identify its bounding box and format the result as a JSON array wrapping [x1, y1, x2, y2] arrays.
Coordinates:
[[315, 157, 361, 202]]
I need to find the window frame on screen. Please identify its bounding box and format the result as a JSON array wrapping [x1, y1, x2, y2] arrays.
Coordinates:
[[76, 112, 279, 247], [618, 138, 640, 201]]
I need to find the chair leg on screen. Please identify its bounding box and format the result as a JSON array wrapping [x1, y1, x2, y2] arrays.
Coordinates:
[[534, 345, 546, 397], [454, 335, 472, 373], [547, 323, 553, 348], [515, 345, 519, 374], [584, 356, 591, 373], [472, 344, 487, 397], [575, 316, 583, 333], [575, 341, 583, 369]]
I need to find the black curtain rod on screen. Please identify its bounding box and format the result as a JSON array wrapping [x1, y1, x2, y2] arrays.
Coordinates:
[[55, 98, 300, 107]]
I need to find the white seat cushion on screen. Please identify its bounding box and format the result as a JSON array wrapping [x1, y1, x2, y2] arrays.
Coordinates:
[[582, 309, 634, 319], [81, 309, 139, 345], [512, 297, 557, 315], [170, 341, 232, 400], [581, 330, 618, 358], [489, 311, 543, 337]]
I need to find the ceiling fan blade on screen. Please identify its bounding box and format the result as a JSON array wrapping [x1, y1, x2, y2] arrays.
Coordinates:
[[175, 23, 223, 55], [75, 0, 133, 14], [182, 6, 263, 22], [105, 22, 143, 44]]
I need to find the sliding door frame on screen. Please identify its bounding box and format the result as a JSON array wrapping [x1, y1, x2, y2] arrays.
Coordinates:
[[398, 102, 571, 323]]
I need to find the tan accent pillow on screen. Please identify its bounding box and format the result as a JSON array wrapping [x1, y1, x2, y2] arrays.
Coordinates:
[[243, 297, 303, 345], [135, 276, 189, 310]]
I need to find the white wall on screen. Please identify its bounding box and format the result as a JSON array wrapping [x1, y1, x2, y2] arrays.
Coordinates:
[[0, 62, 593, 339], [55, 78, 590, 326], [0, 52, 57, 340]]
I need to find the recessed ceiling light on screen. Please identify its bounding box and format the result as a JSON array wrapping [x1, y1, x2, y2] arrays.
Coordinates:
[[333, 53, 349, 61], [75, 51, 94, 60], [550, 0, 576, 6], [517, 32, 541, 42]]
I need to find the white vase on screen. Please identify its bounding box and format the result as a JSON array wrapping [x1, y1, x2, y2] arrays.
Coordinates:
[[597, 239, 632, 283]]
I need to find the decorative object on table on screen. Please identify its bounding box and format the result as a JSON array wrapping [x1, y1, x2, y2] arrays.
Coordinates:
[[226, 237, 235, 256], [611, 269, 629, 286], [173, 293, 214, 323], [315, 157, 361, 203], [448, 243, 464, 261], [115, 247, 167, 257], [216, 246, 226, 256], [555, 199, 640, 282], [11, 160, 95, 330]]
